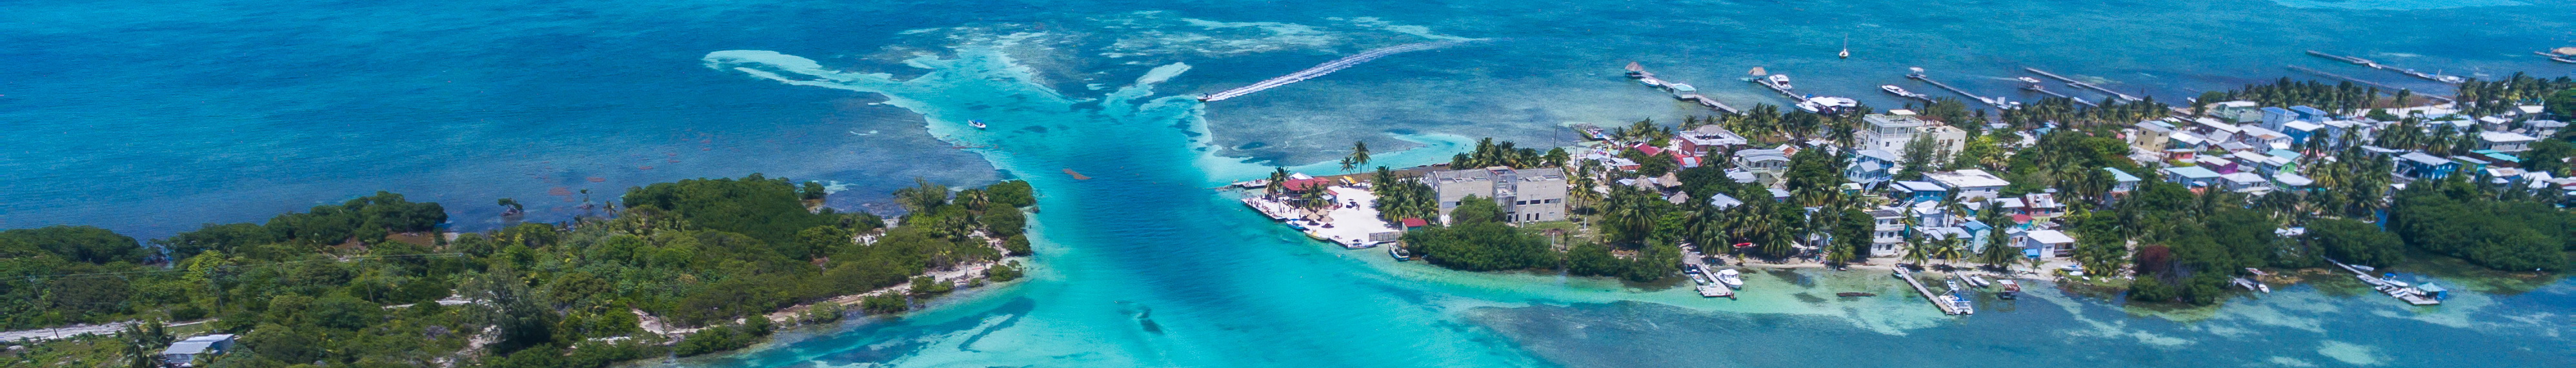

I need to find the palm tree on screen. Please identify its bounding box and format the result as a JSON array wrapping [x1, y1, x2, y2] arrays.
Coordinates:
[[1266, 167, 1291, 196], [1930, 236, 1966, 268], [1977, 232, 2019, 272], [1349, 141, 1372, 170]]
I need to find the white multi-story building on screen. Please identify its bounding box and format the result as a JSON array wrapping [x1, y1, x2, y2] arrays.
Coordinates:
[[1858, 114, 1926, 154], [1430, 167, 1569, 224]]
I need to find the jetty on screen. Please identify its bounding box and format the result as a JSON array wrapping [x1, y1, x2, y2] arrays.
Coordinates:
[[1906, 72, 2015, 109], [1894, 267, 1969, 315], [1627, 63, 1740, 114], [2304, 50, 2465, 85], [1202, 39, 1480, 102], [2535, 51, 2576, 64], [2285, 66, 2455, 103], [2020, 84, 2100, 107], [2023, 67, 2142, 102], [2328, 260, 2442, 305]]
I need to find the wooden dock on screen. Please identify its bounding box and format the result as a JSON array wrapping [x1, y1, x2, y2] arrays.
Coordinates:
[[1895, 268, 1968, 315], [2284, 65, 2456, 103], [2024, 67, 2142, 102], [1907, 73, 2014, 109], [2304, 50, 2465, 85], [2328, 260, 2440, 305], [1629, 66, 1741, 114], [2020, 84, 2100, 107]]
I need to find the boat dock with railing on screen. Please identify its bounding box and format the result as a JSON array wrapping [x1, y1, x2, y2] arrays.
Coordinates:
[[2329, 260, 2442, 305], [1895, 267, 1969, 315]]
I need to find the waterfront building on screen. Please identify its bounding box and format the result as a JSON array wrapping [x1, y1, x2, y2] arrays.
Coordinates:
[[1869, 209, 1906, 256], [1429, 167, 1569, 224], [1924, 169, 2010, 200], [2478, 130, 2540, 152], [2020, 230, 2077, 259]]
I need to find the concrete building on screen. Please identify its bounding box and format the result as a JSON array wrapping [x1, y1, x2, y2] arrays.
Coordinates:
[[1430, 167, 1569, 224], [2479, 131, 2540, 152], [1675, 125, 1749, 156], [1870, 209, 1907, 256], [1858, 114, 1927, 154], [2207, 101, 2264, 124], [1847, 148, 1898, 187], [1733, 148, 1792, 180], [1924, 169, 2011, 200], [2132, 121, 2175, 151]]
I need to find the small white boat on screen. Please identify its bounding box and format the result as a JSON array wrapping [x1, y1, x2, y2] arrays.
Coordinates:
[[969, 120, 988, 129], [1764, 74, 1795, 90], [1388, 246, 1411, 261], [1715, 269, 1746, 289], [2015, 77, 2042, 84]]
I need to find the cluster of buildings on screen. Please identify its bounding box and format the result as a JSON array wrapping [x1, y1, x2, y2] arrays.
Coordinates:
[[1252, 97, 2568, 269], [2133, 101, 2570, 193]]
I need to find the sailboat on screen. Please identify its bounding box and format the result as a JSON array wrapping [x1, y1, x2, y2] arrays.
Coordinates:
[[1838, 35, 1850, 59]]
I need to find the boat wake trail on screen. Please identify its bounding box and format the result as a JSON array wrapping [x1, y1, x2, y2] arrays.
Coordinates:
[[1198, 39, 1485, 102]]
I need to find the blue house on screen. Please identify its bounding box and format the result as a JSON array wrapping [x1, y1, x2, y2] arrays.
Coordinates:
[[1890, 181, 1948, 203], [1846, 148, 1897, 188], [2260, 107, 2295, 131], [2397, 152, 2457, 179], [2291, 106, 2329, 122]]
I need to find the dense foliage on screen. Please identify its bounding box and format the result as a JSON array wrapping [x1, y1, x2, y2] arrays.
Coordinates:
[[2389, 178, 2571, 272], [0, 176, 1040, 367]]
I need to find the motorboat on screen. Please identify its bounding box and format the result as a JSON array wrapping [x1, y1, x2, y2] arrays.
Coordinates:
[[1389, 245, 1411, 261], [1715, 269, 1746, 289], [969, 119, 988, 129], [1795, 96, 1858, 114], [2015, 76, 2042, 84]]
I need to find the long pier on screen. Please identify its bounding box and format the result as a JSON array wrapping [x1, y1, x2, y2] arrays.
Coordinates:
[[2024, 67, 2142, 102], [2021, 84, 2100, 107], [1201, 39, 1479, 102], [1906, 73, 2013, 109], [2285, 65, 2455, 103], [1895, 268, 1968, 315], [1630, 70, 1739, 114], [2305, 50, 2465, 85]]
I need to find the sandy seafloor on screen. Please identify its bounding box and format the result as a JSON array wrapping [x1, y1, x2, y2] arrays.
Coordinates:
[[5, 0, 2575, 366]]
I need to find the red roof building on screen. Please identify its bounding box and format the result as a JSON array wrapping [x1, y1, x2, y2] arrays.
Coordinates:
[[1400, 218, 1429, 229]]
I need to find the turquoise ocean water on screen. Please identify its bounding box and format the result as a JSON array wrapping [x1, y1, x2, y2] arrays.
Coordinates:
[[6, 0, 2575, 366]]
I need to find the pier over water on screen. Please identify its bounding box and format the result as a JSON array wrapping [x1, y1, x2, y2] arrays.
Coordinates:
[[1200, 39, 1482, 102]]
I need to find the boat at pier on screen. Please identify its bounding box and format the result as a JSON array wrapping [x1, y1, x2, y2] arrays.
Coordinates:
[[1880, 85, 1931, 100], [1997, 280, 2020, 300], [1795, 96, 1858, 114], [1715, 269, 1746, 289], [1389, 245, 1411, 261]]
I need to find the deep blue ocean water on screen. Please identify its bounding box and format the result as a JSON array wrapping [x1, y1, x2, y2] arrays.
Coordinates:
[[7, 0, 2576, 366]]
